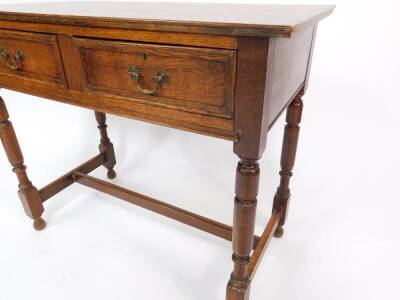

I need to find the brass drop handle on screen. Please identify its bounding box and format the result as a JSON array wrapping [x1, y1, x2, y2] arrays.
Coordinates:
[[128, 66, 168, 95], [0, 47, 25, 71]]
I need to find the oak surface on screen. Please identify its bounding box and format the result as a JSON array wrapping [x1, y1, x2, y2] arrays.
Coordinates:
[[0, 3, 334, 300], [0, 2, 334, 37], [76, 38, 236, 118], [0, 29, 66, 86]]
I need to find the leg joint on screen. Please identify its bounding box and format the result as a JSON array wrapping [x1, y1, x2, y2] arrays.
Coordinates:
[[234, 196, 257, 207], [228, 273, 250, 290], [0, 120, 10, 127], [232, 254, 251, 265]]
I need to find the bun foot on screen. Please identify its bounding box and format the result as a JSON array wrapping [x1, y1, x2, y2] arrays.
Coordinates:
[[107, 169, 117, 179], [33, 217, 47, 231], [273, 226, 284, 238]]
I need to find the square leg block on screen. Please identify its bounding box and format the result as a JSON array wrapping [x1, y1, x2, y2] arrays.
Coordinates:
[[226, 283, 251, 300], [18, 187, 44, 219]]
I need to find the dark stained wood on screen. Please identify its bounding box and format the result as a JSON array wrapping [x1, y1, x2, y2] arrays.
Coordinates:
[[57, 34, 86, 90], [0, 21, 238, 50], [0, 72, 236, 141], [73, 171, 261, 248], [232, 31, 311, 159], [0, 96, 44, 225], [0, 7, 330, 144], [272, 90, 304, 235], [304, 25, 318, 91], [233, 38, 269, 160], [94, 111, 116, 179], [77, 38, 236, 119], [0, 4, 333, 299], [248, 210, 280, 280], [227, 159, 259, 300], [0, 2, 334, 38], [0, 29, 66, 86], [265, 26, 315, 128], [39, 153, 105, 202]]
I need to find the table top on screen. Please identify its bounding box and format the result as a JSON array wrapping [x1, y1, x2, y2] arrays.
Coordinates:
[[0, 2, 334, 37]]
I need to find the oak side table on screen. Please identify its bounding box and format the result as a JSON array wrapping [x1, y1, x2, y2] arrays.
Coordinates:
[[0, 3, 334, 299]]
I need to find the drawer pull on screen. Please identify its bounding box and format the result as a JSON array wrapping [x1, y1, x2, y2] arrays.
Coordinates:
[[0, 48, 25, 71], [128, 66, 168, 95]]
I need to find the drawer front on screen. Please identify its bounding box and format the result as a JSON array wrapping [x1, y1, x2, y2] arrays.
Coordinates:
[[75, 38, 236, 119], [0, 29, 66, 86]]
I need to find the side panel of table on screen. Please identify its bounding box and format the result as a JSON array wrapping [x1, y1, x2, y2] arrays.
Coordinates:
[[265, 26, 316, 128], [233, 25, 317, 159]]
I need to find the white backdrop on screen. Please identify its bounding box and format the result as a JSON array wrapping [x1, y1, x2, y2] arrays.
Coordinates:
[[0, 1, 399, 299]]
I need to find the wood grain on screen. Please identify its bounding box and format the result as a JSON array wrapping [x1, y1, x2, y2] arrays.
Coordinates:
[[265, 26, 315, 128], [57, 34, 85, 90], [0, 96, 44, 220], [227, 159, 260, 299], [76, 38, 236, 118], [0, 72, 236, 140], [233, 37, 269, 160], [0, 4, 334, 299], [0, 21, 238, 49], [94, 111, 116, 179], [272, 91, 304, 230], [0, 2, 335, 37], [39, 153, 105, 202], [0, 29, 66, 86], [73, 171, 261, 247], [248, 210, 280, 280]]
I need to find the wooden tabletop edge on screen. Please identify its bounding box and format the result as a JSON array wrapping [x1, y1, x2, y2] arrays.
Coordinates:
[[291, 6, 335, 33], [0, 5, 335, 38]]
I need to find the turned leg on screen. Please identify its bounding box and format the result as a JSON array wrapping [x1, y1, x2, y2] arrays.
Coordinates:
[[272, 91, 304, 238], [94, 111, 116, 179], [0, 96, 45, 230], [227, 159, 259, 300]]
